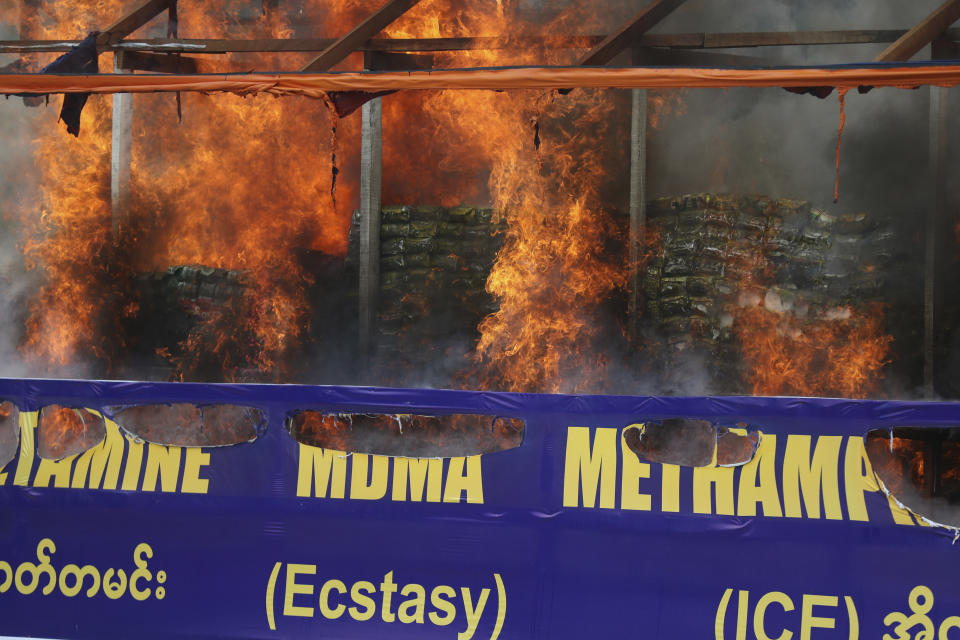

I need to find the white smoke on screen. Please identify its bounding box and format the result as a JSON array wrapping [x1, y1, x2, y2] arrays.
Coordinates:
[[0, 91, 41, 378]]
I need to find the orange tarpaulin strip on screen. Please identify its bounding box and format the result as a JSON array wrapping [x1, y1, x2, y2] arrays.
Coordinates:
[[2, 64, 960, 96]]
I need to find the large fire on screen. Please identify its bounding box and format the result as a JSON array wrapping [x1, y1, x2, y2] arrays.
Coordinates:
[[380, 4, 634, 393], [14, 0, 639, 392], [9, 0, 895, 398], [17, 1, 365, 379]]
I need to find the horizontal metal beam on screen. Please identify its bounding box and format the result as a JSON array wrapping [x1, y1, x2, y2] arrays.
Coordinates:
[[365, 51, 434, 71], [633, 47, 770, 67], [2, 28, 958, 55], [121, 50, 199, 73]]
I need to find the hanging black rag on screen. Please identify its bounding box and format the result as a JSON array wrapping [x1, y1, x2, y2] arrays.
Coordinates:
[[40, 32, 101, 136], [327, 90, 395, 118]]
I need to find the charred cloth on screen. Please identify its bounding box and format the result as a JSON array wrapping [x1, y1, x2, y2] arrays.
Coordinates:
[[26, 32, 101, 136]]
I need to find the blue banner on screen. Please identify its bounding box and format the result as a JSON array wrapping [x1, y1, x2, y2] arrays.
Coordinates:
[[0, 378, 958, 639]]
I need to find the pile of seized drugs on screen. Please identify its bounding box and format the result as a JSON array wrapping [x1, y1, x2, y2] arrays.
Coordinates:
[[641, 193, 902, 393], [128, 265, 251, 379], [346, 205, 508, 382]]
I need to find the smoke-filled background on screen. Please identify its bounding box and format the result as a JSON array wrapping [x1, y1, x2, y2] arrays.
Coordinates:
[[0, 6, 39, 378], [0, 97, 36, 379], [0, 0, 958, 400]]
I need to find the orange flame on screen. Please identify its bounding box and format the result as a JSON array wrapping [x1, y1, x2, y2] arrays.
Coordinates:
[[864, 434, 921, 498], [14, 2, 893, 400], [18, 1, 368, 378], [37, 405, 105, 459], [379, 1, 637, 393], [734, 302, 891, 398], [12, 1, 704, 394], [715, 196, 893, 398], [19, 0, 115, 370]]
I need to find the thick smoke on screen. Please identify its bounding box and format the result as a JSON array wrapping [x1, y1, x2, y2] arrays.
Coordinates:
[[649, 0, 939, 213], [883, 479, 960, 529], [0, 19, 41, 377]]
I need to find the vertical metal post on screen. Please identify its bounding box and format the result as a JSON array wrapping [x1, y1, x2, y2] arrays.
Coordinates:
[[111, 51, 132, 239], [628, 47, 649, 346], [922, 437, 942, 497], [358, 70, 383, 360], [167, 0, 179, 36], [925, 44, 949, 397]]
